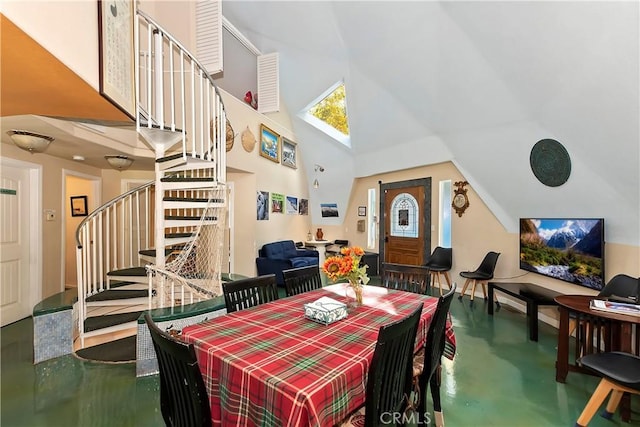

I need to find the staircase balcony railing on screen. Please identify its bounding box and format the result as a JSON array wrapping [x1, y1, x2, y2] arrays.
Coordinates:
[[136, 9, 227, 181]]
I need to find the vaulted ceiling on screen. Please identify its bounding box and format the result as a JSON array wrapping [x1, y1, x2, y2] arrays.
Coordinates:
[[222, 1, 639, 245], [0, 3, 637, 245]]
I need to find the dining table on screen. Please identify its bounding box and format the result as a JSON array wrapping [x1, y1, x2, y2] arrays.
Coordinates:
[[181, 283, 456, 427]]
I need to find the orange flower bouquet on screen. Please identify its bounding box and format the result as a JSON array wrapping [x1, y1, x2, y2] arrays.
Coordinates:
[[322, 246, 370, 306]]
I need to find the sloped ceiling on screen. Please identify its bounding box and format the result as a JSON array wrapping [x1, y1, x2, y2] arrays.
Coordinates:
[[222, 1, 639, 245]]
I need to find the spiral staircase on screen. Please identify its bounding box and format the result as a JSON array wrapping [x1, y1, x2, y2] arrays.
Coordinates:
[[74, 10, 228, 360]]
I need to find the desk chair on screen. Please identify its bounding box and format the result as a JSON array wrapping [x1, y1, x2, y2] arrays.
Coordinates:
[[283, 265, 322, 297], [381, 263, 431, 295], [144, 314, 212, 427], [413, 285, 456, 427], [458, 251, 500, 304], [425, 247, 453, 296], [575, 351, 640, 426], [341, 303, 424, 427], [222, 274, 279, 313]]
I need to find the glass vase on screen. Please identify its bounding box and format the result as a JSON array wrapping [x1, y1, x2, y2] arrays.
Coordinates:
[[346, 280, 363, 309]]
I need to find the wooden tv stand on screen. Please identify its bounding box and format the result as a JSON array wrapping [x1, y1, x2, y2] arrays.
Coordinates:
[[487, 282, 562, 341]]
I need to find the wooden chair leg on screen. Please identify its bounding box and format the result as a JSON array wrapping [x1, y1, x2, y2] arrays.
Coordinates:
[[469, 280, 477, 301], [443, 272, 452, 290], [603, 389, 624, 418], [433, 272, 443, 296], [459, 279, 472, 300], [576, 379, 613, 427], [481, 281, 488, 300]]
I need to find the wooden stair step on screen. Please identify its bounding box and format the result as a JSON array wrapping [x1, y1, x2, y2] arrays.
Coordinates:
[[86, 288, 148, 302], [84, 311, 144, 333], [139, 248, 175, 258], [75, 335, 136, 363], [107, 267, 147, 277]]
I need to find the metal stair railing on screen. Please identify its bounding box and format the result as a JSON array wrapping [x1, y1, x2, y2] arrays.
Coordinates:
[[75, 181, 154, 343], [74, 9, 228, 347]]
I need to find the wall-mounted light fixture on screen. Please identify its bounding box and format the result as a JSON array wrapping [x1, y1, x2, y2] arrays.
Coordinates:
[[105, 155, 134, 171], [7, 130, 55, 154], [313, 164, 324, 189]]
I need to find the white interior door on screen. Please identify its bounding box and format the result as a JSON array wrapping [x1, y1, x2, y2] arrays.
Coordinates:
[[1, 164, 32, 326]]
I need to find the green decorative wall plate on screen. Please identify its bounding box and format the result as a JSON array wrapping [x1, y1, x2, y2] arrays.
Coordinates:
[[530, 139, 571, 187]]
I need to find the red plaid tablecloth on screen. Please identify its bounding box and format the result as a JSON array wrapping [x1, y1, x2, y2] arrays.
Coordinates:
[[182, 284, 456, 427]]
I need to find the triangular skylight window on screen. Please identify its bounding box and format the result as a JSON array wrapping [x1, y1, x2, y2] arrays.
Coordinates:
[[300, 81, 351, 147]]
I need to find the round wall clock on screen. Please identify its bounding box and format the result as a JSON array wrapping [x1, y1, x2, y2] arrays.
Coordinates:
[[452, 181, 470, 217], [530, 139, 571, 187]]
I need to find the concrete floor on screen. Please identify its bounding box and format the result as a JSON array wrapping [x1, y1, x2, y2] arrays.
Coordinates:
[[1, 288, 638, 426]]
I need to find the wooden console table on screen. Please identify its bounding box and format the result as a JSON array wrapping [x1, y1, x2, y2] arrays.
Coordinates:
[[488, 282, 562, 341]]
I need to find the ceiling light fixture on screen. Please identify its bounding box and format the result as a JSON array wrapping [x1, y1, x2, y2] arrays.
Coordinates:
[[105, 155, 134, 171], [7, 130, 55, 154], [313, 164, 324, 189]]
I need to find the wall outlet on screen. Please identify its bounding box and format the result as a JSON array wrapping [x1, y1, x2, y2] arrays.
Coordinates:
[[45, 209, 55, 221]]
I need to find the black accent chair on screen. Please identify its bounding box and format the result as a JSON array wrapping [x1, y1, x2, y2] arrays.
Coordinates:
[[325, 239, 349, 256], [425, 247, 453, 296], [575, 352, 640, 426], [412, 285, 456, 427], [599, 274, 640, 302], [144, 313, 212, 427], [458, 251, 500, 303], [341, 303, 424, 427], [222, 274, 279, 313], [283, 265, 322, 297], [381, 262, 431, 295]]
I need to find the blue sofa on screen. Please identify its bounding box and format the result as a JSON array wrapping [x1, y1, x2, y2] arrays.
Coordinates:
[[256, 240, 319, 286]]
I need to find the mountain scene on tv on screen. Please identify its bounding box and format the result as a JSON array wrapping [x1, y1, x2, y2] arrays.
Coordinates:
[[520, 219, 604, 290]]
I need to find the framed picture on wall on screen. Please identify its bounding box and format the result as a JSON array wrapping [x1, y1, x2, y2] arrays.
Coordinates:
[[286, 196, 298, 214], [260, 124, 280, 163], [358, 206, 367, 216], [257, 191, 269, 220], [71, 196, 88, 217], [98, 0, 136, 119], [281, 137, 297, 169]]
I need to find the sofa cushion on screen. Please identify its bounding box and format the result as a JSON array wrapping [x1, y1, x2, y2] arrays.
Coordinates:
[[262, 240, 298, 260], [290, 257, 319, 268]]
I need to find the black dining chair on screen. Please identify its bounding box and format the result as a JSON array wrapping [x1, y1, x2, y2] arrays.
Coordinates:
[[341, 303, 424, 427], [381, 262, 431, 295], [222, 274, 279, 313], [283, 265, 322, 297], [425, 247, 453, 296], [458, 251, 500, 303], [599, 274, 640, 301], [325, 239, 349, 256], [412, 285, 456, 427], [144, 313, 212, 427], [575, 351, 640, 426]]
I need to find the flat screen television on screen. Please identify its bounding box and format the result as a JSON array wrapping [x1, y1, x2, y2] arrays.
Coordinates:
[[519, 218, 605, 291]]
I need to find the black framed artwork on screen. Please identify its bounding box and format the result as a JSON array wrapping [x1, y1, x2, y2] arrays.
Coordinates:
[[71, 196, 88, 217]]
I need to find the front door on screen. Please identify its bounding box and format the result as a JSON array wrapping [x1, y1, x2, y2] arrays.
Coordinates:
[[1, 163, 33, 326], [380, 178, 431, 266]]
